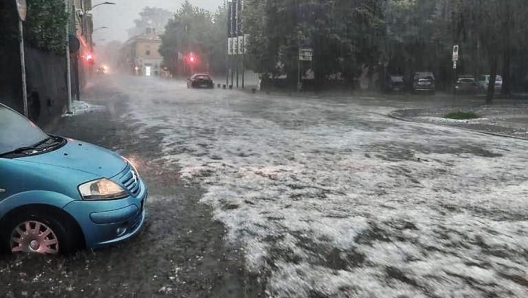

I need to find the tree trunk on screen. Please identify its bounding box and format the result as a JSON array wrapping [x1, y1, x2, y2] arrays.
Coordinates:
[[501, 49, 511, 96], [487, 55, 498, 105], [368, 62, 376, 91]]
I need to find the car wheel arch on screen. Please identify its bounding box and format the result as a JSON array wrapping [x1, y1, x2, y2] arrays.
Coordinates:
[[0, 204, 86, 251]]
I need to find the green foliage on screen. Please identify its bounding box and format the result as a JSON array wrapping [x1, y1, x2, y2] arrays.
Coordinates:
[[243, 0, 528, 96], [25, 0, 68, 54], [444, 111, 479, 120], [133, 7, 174, 35], [159, 1, 226, 75]]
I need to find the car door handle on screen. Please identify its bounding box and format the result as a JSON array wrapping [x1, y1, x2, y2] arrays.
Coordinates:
[[0, 188, 5, 193]]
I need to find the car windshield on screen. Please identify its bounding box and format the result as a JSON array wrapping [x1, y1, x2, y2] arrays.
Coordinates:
[[458, 78, 475, 83], [194, 75, 210, 80], [0, 105, 49, 155]]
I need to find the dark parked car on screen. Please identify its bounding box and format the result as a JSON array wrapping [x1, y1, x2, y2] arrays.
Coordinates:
[[187, 74, 214, 89], [411, 72, 435, 94], [455, 75, 478, 94], [384, 75, 407, 93]]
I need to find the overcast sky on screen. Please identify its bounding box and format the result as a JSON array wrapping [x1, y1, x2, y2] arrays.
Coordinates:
[[92, 0, 223, 45]]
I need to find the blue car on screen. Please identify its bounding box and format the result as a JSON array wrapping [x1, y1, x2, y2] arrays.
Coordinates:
[[0, 104, 147, 254]]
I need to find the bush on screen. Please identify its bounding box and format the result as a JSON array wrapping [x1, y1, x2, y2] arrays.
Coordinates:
[[444, 111, 479, 120], [25, 0, 68, 54]]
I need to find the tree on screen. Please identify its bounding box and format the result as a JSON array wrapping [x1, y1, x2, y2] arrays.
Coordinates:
[[243, 0, 528, 95], [159, 1, 227, 76], [22, 0, 68, 54], [130, 7, 174, 37]]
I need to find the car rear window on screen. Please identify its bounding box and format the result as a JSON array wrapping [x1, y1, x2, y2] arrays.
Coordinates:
[[195, 75, 211, 80]]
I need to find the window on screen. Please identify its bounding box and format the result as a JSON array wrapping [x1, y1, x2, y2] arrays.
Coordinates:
[[146, 50, 151, 56]]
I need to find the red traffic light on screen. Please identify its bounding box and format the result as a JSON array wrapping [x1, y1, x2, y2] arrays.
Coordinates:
[[188, 53, 197, 64], [85, 54, 95, 65]]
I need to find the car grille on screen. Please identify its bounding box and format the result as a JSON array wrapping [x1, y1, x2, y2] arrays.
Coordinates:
[[119, 164, 141, 196]]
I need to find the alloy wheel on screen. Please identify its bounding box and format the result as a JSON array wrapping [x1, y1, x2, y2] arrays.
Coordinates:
[[10, 220, 59, 254]]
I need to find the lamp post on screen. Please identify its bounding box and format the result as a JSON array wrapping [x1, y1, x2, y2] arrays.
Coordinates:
[[77, 2, 115, 77], [93, 26, 108, 33], [91, 1, 115, 10]]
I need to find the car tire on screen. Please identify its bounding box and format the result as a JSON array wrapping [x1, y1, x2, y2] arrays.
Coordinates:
[[0, 208, 79, 255]]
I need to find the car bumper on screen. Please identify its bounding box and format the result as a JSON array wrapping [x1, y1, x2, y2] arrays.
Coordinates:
[[63, 179, 148, 249], [192, 83, 214, 88], [414, 87, 435, 91]]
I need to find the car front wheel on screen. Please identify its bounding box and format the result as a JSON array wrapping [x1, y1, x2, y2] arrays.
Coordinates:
[[1, 209, 78, 255]]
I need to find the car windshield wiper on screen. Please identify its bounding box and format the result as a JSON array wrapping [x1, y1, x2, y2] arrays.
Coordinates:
[[0, 137, 52, 157]]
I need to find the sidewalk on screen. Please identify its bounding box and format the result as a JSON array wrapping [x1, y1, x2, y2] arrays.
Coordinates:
[[390, 103, 528, 140]]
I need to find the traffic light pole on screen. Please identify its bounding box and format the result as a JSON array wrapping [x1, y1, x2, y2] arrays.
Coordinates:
[[236, 54, 239, 88]]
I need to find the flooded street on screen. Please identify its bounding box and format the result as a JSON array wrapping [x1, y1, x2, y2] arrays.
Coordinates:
[[2, 75, 528, 297]]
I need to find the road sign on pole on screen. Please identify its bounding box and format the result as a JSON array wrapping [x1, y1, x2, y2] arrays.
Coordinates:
[[452, 45, 459, 62], [299, 48, 313, 61]]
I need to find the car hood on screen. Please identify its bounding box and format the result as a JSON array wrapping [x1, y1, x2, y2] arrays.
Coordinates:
[[20, 139, 127, 177]]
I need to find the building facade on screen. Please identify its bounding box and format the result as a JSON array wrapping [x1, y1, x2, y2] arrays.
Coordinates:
[[121, 31, 164, 77]]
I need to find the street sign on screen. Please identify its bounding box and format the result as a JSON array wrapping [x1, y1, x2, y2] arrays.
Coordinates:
[[299, 48, 313, 61], [452, 45, 459, 62], [228, 38, 234, 55], [16, 0, 26, 21], [238, 36, 244, 55], [233, 37, 239, 55]]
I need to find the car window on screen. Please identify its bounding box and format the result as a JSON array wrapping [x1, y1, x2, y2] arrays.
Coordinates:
[[195, 75, 210, 80], [458, 78, 475, 83], [0, 105, 49, 155]]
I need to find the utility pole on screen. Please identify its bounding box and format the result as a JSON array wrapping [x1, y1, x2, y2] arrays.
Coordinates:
[[18, 17, 28, 117], [225, 0, 229, 87], [65, 0, 72, 113], [242, 34, 245, 89], [15, 0, 28, 117]]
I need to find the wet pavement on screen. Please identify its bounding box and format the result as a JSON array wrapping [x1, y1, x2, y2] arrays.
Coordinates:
[[391, 104, 528, 139], [2, 75, 528, 297], [0, 79, 263, 298]]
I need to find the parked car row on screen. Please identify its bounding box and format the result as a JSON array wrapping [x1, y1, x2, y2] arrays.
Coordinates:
[[384, 72, 503, 95], [384, 72, 435, 94]]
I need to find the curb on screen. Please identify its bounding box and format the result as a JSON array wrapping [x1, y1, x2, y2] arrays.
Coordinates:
[[387, 112, 528, 142]]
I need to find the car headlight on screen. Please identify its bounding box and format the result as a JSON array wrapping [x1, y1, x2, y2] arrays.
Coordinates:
[[79, 179, 128, 200]]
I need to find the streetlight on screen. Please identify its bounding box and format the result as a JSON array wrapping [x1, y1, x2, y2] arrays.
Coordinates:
[[93, 26, 109, 33], [91, 2, 116, 10], [77, 2, 115, 18]]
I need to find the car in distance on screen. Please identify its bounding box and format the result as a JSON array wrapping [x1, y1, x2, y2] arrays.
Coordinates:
[[477, 75, 503, 94], [187, 74, 214, 89], [455, 75, 478, 94], [411, 72, 436, 94], [384, 75, 407, 93], [0, 103, 147, 255]]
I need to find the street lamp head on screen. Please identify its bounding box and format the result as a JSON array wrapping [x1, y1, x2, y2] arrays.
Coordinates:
[[91, 2, 116, 10], [93, 26, 109, 32]]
